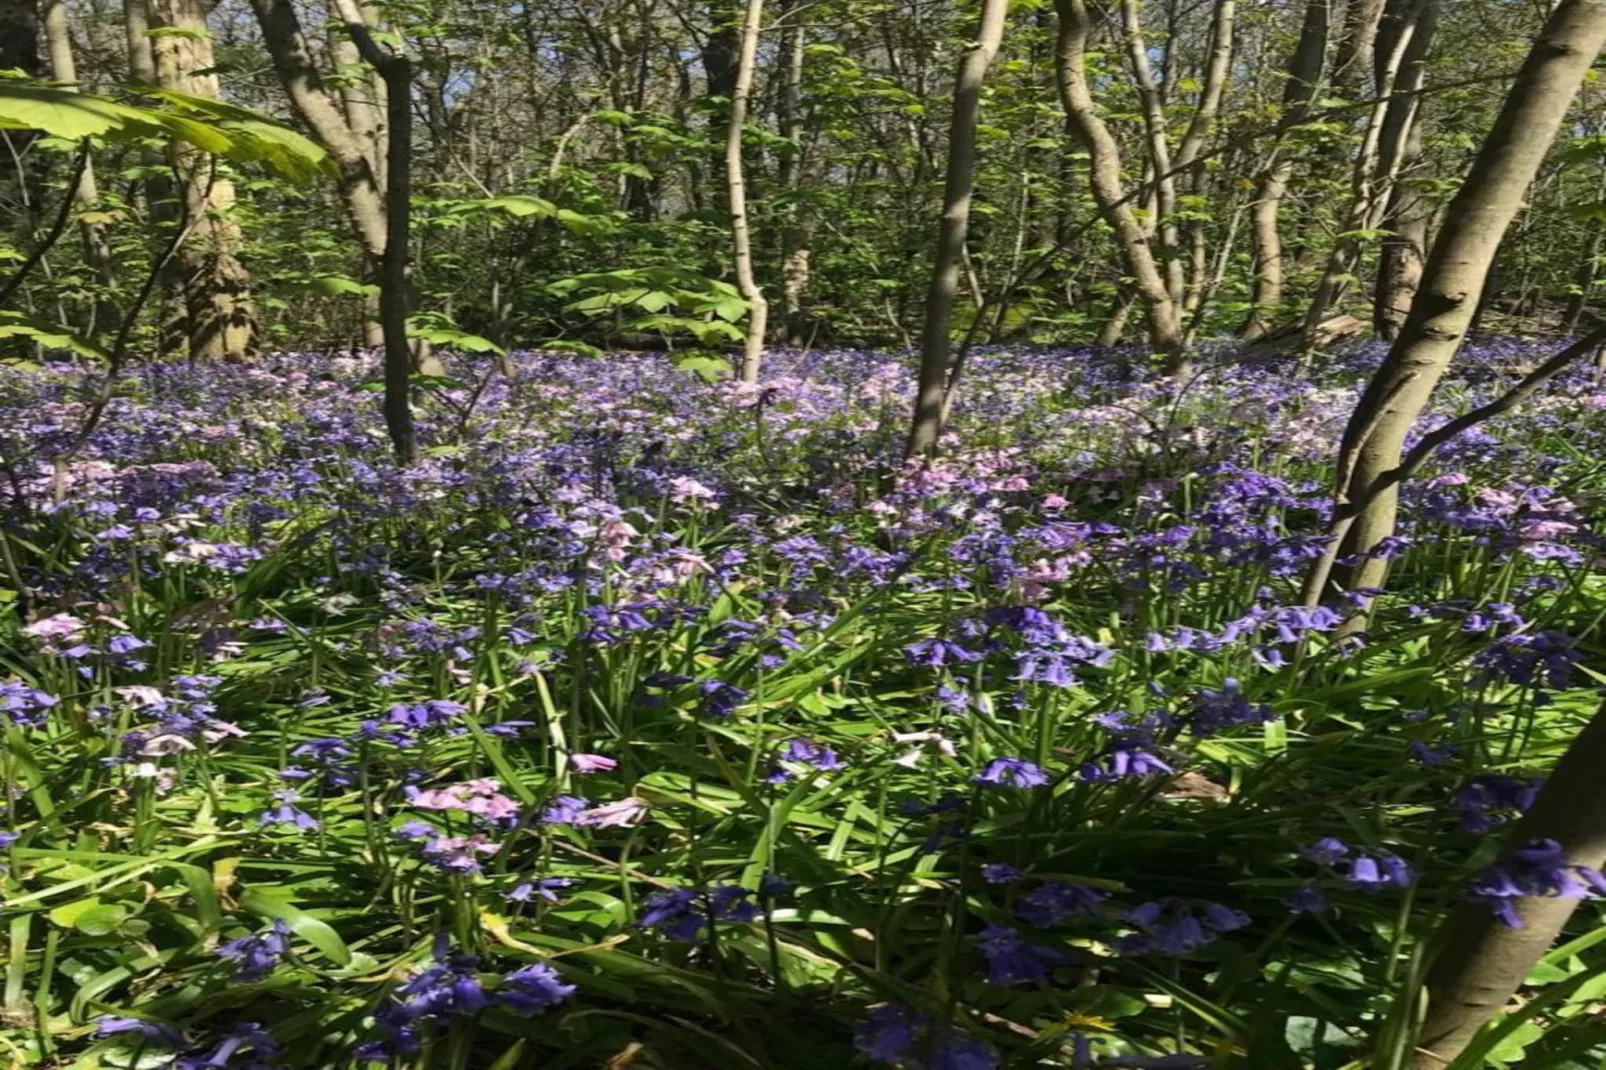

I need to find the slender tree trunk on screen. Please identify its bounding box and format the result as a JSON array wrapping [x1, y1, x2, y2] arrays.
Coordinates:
[[904, 0, 1008, 457], [1242, 0, 1330, 341], [252, 0, 389, 261], [331, 0, 417, 462], [1298, 1, 1429, 347], [1120, 0, 1183, 305], [776, 0, 811, 346], [41, 0, 117, 338], [727, 0, 768, 382], [330, 6, 387, 348], [1372, 0, 1439, 340], [1313, 0, 1606, 605], [1412, 698, 1606, 1067], [1053, 0, 1183, 366], [151, 0, 256, 361], [1562, 214, 1603, 333], [1097, 289, 1134, 346]]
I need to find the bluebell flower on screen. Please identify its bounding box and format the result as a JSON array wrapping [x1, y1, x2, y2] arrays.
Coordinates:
[[542, 795, 590, 825], [507, 877, 576, 904], [259, 789, 317, 831], [981, 863, 1021, 884], [853, 1004, 997, 1069], [974, 924, 1066, 985], [1119, 899, 1249, 956], [638, 884, 757, 942], [1018, 881, 1106, 927], [1301, 837, 1349, 866], [781, 738, 843, 771], [218, 918, 292, 981], [905, 638, 983, 668], [1470, 839, 1606, 928], [1343, 852, 1414, 890], [974, 757, 1048, 788], [95, 1014, 182, 1047], [1188, 679, 1272, 737], [499, 962, 576, 1015], [1289, 884, 1326, 914]]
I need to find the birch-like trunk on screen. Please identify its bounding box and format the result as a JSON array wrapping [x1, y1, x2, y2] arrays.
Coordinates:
[[1413, 697, 1606, 1066], [1313, 0, 1606, 608], [41, 0, 118, 338], [1372, 0, 1440, 340], [1242, 0, 1329, 341], [1053, 0, 1183, 366], [904, 0, 1009, 456], [726, 0, 768, 382], [1296, 1, 1432, 347], [151, 0, 257, 361]]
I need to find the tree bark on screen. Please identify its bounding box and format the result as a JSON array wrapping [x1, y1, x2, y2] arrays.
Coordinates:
[[1316, 0, 1606, 603], [1412, 697, 1606, 1067], [1242, 0, 1330, 341], [726, 0, 768, 382], [1297, 0, 1431, 347], [151, 0, 256, 361], [1372, 0, 1440, 340], [1053, 0, 1183, 366], [904, 0, 1008, 457], [331, 0, 418, 463], [776, 0, 811, 346], [251, 0, 389, 260], [41, 0, 118, 338], [1119, 0, 1183, 305], [329, 3, 388, 348]]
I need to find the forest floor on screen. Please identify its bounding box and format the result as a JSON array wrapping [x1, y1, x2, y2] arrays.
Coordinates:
[[2, 339, 1603, 1069]]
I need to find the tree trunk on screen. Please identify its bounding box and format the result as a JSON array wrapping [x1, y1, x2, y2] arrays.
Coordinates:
[[1053, 0, 1183, 366], [41, 0, 118, 338], [1242, 0, 1330, 341], [151, 0, 256, 361], [1297, 0, 1432, 347], [330, 0, 418, 462], [1372, 0, 1440, 340], [1316, 0, 1606, 604], [904, 0, 1008, 457], [726, 0, 768, 382], [329, 4, 388, 348], [1119, 0, 1183, 305], [1412, 698, 1606, 1067], [252, 0, 389, 261], [776, 0, 811, 346]]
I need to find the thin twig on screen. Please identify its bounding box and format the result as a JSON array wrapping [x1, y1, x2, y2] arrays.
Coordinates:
[[0, 141, 90, 310]]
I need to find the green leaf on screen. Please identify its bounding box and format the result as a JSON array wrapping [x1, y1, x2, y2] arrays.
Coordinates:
[[49, 899, 129, 935], [238, 887, 351, 966], [287, 274, 379, 297], [0, 311, 110, 361]]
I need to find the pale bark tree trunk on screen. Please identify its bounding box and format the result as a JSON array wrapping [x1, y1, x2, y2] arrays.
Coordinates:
[[151, 0, 256, 361], [1175, 0, 1235, 325], [1310, 0, 1606, 607], [1242, 0, 1329, 341], [123, 0, 156, 84], [1332, 0, 1386, 94], [1297, 0, 1432, 347], [329, 6, 387, 348], [41, 0, 117, 338], [331, 0, 418, 462], [1053, 0, 1183, 366], [726, 0, 768, 382], [253, 0, 442, 377], [1119, 0, 1183, 305], [1372, 0, 1439, 340], [776, 0, 811, 346], [1413, 697, 1606, 1067], [904, 0, 1008, 457]]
